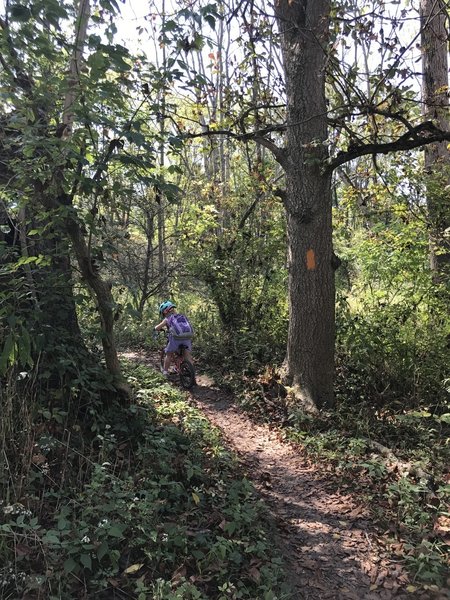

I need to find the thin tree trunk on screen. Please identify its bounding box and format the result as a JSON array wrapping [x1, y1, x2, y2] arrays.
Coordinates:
[[156, 0, 168, 295], [138, 207, 154, 316], [156, 187, 166, 289], [18, 206, 38, 308], [420, 0, 450, 277], [62, 0, 90, 138], [65, 216, 129, 395]]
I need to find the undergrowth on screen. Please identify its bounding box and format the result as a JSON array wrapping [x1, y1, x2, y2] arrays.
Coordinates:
[[0, 362, 290, 600], [217, 368, 450, 594]]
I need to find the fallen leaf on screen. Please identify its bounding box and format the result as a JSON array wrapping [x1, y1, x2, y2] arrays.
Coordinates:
[[301, 558, 318, 570], [248, 566, 260, 583], [349, 506, 365, 518], [15, 544, 32, 557], [171, 566, 187, 584], [309, 580, 328, 590], [124, 563, 144, 575], [434, 515, 450, 536]]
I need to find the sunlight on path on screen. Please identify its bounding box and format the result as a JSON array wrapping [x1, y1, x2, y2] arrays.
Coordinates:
[[189, 382, 444, 600]]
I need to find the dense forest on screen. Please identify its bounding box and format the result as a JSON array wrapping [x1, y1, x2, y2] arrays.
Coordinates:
[[0, 0, 449, 598]]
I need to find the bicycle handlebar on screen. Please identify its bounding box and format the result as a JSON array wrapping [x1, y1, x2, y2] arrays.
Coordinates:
[[153, 328, 169, 340]]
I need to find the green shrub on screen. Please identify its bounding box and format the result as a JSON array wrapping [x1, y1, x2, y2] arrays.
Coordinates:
[[0, 362, 290, 599]]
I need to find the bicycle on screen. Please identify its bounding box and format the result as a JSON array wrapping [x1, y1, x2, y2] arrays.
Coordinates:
[[154, 331, 196, 390]]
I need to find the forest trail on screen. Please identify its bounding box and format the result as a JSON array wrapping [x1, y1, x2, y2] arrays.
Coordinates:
[[126, 351, 447, 600]]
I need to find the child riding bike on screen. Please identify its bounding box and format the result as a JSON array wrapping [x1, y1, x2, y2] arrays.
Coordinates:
[[153, 301, 194, 376]]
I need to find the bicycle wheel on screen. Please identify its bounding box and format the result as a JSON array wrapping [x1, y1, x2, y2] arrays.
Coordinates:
[[159, 348, 165, 373], [179, 360, 196, 389]]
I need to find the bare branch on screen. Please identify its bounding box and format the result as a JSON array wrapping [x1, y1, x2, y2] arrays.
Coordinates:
[[180, 124, 288, 165], [325, 121, 450, 172]]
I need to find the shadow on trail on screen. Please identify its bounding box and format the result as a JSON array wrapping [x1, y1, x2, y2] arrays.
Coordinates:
[[189, 379, 441, 600]]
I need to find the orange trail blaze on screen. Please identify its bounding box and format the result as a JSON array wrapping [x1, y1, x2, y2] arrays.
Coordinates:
[[306, 249, 316, 270]]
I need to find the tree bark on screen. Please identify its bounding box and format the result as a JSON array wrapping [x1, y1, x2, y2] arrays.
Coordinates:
[[275, 0, 335, 410], [420, 0, 450, 277], [62, 0, 90, 138], [65, 215, 130, 396], [138, 207, 155, 316]]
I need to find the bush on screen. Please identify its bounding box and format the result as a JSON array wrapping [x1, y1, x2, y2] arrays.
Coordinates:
[[0, 362, 291, 599]]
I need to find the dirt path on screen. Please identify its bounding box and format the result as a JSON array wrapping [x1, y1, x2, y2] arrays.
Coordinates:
[[125, 352, 448, 600]]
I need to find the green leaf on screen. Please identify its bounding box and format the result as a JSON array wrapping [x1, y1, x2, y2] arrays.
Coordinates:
[[99, 0, 120, 14], [57, 517, 70, 531], [42, 531, 60, 546], [162, 20, 178, 32], [159, 181, 183, 202], [10, 5, 32, 21], [224, 521, 237, 535], [107, 524, 125, 538], [97, 540, 109, 561], [88, 34, 102, 48], [18, 326, 31, 367], [63, 557, 77, 573], [111, 55, 131, 72], [167, 164, 183, 175], [192, 33, 205, 51], [204, 15, 216, 30], [125, 130, 146, 146], [80, 553, 92, 570], [410, 411, 432, 418], [88, 51, 109, 76]]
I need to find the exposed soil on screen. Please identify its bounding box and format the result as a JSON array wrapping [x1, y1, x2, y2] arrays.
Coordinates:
[[124, 351, 449, 600]]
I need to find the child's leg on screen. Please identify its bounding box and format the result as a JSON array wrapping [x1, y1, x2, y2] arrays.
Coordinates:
[[183, 349, 193, 363], [163, 352, 173, 372]]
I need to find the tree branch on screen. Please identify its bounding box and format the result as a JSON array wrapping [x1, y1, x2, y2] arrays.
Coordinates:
[[252, 134, 288, 165], [325, 121, 450, 172], [180, 125, 288, 166]]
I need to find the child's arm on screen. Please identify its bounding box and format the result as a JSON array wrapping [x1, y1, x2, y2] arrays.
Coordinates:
[[154, 318, 168, 332]]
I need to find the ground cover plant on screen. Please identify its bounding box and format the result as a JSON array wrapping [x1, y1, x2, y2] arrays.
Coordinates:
[[0, 361, 289, 600]]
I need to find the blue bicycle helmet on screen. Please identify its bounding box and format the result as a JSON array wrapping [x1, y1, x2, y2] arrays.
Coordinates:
[[159, 300, 176, 317]]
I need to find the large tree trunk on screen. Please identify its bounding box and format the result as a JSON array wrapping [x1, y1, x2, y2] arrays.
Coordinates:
[[275, 0, 335, 410], [420, 0, 450, 277]]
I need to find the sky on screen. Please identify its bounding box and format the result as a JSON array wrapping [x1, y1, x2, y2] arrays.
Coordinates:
[[114, 0, 149, 47]]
